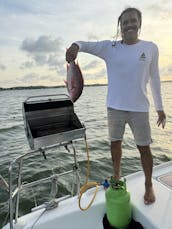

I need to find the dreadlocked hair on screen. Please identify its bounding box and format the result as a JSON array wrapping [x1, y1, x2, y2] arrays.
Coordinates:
[[112, 7, 142, 47]]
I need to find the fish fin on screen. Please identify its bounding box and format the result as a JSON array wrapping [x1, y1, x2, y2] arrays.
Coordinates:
[[76, 60, 81, 70], [67, 63, 69, 70], [64, 80, 68, 86]]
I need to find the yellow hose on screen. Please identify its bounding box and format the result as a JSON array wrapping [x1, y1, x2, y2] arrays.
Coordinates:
[[78, 135, 99, 211]]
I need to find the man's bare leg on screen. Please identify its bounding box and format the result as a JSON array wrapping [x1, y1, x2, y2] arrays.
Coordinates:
[[137, 145, 155, 205], [111, 141, 122, 180]]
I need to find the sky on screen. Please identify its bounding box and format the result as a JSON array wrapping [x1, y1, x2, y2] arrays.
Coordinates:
[[0, 0, 172, 88]]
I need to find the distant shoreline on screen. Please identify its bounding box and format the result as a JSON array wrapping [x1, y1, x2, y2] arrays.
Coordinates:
[[0, 80, 171, 91], [0, 84, 107, 91]]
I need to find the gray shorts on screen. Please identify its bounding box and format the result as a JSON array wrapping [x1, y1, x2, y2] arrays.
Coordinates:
[[107, 108, 152, 146]]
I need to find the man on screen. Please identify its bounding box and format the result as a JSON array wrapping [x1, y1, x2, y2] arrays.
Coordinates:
[[66, 7, 166, 205]]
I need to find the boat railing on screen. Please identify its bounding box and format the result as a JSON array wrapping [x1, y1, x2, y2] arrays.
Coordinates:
[[8, 140, 82, 229]]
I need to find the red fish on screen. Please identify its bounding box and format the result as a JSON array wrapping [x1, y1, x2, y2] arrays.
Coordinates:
[[66, 61, 84, 103]]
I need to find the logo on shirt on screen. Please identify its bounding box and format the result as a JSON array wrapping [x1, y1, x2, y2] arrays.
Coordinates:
[[139, 52, 146, 61]]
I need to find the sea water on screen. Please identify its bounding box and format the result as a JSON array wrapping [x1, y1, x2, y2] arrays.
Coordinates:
[[0, 83, 171, 227]]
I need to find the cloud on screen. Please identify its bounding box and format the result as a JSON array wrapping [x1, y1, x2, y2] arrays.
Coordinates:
[[17, 72, 59, 84], [160, 64, 172, 76], [20, 61, 34, 69], [0, 63, 6, 71], [18, 73, 39, 83], [87, 33, 100, 41], [145, 2, 172, 19], [33, 53, 47, 65], [82, 66, 106, 80], [1, 0, 39, 15], [95, 68, 106, 77], [21, 35, 63, 53], [82, 60, 100, 71], [20, 35, 65, 69], [47, 54, 64, 68]]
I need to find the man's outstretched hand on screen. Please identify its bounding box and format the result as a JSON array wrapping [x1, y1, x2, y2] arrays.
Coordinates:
[[157, 110, 166, 128], [66, 43, 79, 63]]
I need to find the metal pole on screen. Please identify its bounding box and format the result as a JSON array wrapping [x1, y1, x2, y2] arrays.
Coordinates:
[[10, 141, 71, 166], [9, 163, 14, 229], [71, 142, 80, 195], [15, 158, 23, 223]]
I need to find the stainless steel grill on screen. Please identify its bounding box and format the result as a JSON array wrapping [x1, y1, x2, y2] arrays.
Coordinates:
[[23, 94, 85, 149]]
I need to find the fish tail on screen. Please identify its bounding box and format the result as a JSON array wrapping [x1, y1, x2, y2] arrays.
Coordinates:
[[64, 80, 68, 86]]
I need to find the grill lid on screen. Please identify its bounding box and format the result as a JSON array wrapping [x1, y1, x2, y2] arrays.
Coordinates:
[[23, 94, 85, 149]]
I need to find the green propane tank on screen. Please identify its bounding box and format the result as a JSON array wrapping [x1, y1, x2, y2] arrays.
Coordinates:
[[105, 177, 132, 229]]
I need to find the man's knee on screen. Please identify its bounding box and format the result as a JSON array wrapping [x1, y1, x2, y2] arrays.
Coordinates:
[[137, 145, 151, 154], [111, 140, 122, 149]]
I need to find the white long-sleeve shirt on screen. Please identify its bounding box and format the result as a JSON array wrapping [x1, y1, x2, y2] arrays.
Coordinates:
[[75, 40, 163, 112]]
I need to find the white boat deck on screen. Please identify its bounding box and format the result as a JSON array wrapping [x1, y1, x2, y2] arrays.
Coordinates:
[[127, 160, 172, 229], [3, 161, 172, 229]]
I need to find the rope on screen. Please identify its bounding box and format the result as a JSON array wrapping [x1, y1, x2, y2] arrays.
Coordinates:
[[30, 201, 59, 229], [78, 135, 99, 211]]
